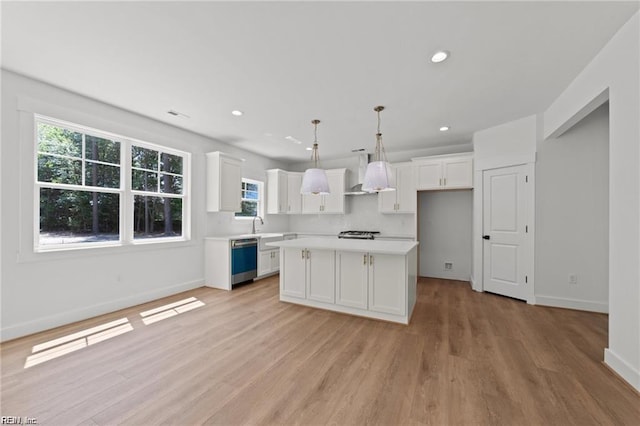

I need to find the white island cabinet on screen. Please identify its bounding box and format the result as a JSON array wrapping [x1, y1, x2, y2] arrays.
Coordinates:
[[269, 238, 418, 324]]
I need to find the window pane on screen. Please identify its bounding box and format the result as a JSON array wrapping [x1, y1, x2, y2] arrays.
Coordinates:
[[160, 173, 183, 194], [39, 188, 119, 246], [86, 135, 120, 164], [132, 169, 158, 192], [134, 196, 182, 239], [85, 162, 120, 188], [246, 182, 258, 192], [131, 146, 158, 170], [236, 200, 258, 217], [38, 154, 82, 185], [244, 190, 259, 200], [160, 153, 183, 175], [37, 123, 82, 158]]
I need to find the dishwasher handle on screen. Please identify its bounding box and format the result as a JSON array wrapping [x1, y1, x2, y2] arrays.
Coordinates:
[[232, 239, 258, 248]]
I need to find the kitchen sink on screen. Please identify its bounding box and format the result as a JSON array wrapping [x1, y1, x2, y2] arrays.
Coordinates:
[[257, 234, 283, 250]]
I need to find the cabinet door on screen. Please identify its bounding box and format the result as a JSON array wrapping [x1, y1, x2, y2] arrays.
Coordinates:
[[267, 170, 287, 214], [287, 173, 303, 214], [395, 163, 415, 213], [378, 167, 397, 213], [335, 251, 368, 309], [302, 193, 323, 213], [307, 249, 335, 303], [258, 251, 272, 277], [282, 248, 306, 298], [271, 249, 280, 273], [321, 170, 345, 213], [415, 160, 443, 190], [220, 157, 242, 211], [368, 254, 406, 316], [443, 157, 473, 188]]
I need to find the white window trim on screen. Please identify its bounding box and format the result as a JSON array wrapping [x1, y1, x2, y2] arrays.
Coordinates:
[[34, 114, 191, 252], [234, 178, 264, 220]]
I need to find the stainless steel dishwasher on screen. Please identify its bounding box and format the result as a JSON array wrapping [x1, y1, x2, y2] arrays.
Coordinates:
[[230, 238, 258, 285]]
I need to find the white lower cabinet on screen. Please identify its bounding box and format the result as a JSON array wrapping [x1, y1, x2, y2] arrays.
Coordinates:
[[336, 251, 368, 309], [368, 253, 406, 316], [278, 243, 416, 324], [336, 251, 406, 316], [282, 248, 307, 298], [306, 249, 335, 303], [258, 249, 279, 277], [281, 247, 334, 301]]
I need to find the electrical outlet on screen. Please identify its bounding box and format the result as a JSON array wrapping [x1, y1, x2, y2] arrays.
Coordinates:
[[444, 262, 453, 271], [568, 274, 578, 285]]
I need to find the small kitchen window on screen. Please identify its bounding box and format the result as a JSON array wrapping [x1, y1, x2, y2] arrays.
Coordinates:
[[235, 178, 263, 219]]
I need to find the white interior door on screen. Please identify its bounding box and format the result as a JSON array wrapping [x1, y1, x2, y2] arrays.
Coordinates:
[[483, 165, 529, 301]]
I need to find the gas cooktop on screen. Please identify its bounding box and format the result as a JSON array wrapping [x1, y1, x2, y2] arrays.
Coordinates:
[[337, 231, 380, 240]]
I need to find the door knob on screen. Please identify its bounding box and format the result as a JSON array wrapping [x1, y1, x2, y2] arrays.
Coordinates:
[[483, 235, 491, 240]]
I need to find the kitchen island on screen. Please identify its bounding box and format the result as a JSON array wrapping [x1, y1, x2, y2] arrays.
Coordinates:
[[267, 238, 418, 324]]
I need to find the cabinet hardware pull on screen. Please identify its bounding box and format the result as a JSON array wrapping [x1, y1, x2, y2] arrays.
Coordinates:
[[444, 178, 447, 186], [301, 249, 305, 259], [370, 255, 374, 265], [439, 178, 442, 186], [306, 249, 310, 259], [363, 254, 367, 265]]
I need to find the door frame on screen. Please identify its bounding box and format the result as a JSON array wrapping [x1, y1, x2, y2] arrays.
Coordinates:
[[472, 161, 536, 304]]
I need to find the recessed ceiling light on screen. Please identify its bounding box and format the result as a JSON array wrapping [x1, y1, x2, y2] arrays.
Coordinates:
[[305, 147, 312, 151], [231, 110, 243, 116], [431, 50, 449, 63], [439, 126, 450, 132]]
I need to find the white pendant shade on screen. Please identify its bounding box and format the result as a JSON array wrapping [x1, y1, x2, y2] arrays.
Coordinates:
[[301, 168, 330, 195], [362, 161, 396, 192]]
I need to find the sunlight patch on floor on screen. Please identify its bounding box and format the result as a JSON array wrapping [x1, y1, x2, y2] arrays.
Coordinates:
[[140, 297, 205, 325], [25, 318, 133, 369]]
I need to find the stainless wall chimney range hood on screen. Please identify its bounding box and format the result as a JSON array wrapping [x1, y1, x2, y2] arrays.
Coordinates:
[[344, 153, 374, 195]]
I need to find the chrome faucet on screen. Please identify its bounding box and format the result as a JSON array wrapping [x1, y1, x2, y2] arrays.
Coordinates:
[[251, 216, 264, 234]]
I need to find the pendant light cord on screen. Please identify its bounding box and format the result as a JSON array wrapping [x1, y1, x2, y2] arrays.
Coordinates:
[[311, 119, 321, 167], [374, 106, 388, 163]]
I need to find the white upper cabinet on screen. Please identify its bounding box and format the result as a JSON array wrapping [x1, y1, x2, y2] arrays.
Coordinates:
[[412, 153, 473, 190], [266, 169, 288, 214], [206, 151, 242, 212], [302, 168, 346, 214], [265, 170, 304, 214], [287, 172, 303, 214], [378, 162, 415, 213]]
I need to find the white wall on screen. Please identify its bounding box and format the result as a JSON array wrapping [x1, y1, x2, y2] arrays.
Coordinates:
[[535, 103, 609, 312], [544, 12, 640, 391], [288, 195, 413, 237], [417, 190, 472, 280], [471, 115, 537, 293], [0, 70, 288, 341]]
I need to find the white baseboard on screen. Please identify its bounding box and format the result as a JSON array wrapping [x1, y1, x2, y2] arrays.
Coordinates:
[[535, 294, 608, 313], [1, 279, 204, 342], [604, 348, 640, 392]]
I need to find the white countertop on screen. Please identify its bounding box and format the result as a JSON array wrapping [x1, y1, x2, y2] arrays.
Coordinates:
[[205, 232, 295, 241], [266, 237, 418, 255]]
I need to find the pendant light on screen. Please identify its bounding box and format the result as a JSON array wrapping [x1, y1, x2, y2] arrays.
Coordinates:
[[300, 119, 330, 195], [362, 106, 395, 192]]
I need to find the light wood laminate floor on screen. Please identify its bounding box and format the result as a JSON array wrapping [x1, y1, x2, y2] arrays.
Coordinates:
[[1, 277, 639, 425]]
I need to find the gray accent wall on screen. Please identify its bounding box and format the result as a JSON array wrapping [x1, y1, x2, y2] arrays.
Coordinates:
[[535, 102, 609, 312], [418, 190, 472, 281]]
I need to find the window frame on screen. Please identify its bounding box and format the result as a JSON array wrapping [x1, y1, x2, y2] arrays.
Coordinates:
[[34, 114, 191, 252], [234, 178, 264, 220]]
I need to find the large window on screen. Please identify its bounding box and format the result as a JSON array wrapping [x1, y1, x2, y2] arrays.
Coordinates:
[[35, 115, 189, 250], [235, 178, 263, 218]]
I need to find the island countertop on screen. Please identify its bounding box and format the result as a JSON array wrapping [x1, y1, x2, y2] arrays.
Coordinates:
[[266, 237, 418, 255]]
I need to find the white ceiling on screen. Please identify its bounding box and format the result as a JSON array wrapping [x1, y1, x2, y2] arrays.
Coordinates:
[[2, 1, 638, 162]]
